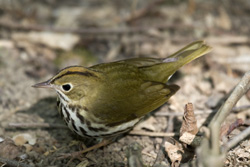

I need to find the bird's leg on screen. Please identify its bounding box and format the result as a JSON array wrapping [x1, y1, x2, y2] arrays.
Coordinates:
[[57, 138, 113, 160]]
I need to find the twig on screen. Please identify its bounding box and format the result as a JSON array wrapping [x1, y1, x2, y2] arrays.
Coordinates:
[[225, 119, 244, 136], [220, 119, 244, 146], [0, 157, 33, 167], [8, 123, 178, 137], [124, 0, 164, 23], [231, 105, 250, 112], [129, 130, 177, 137], [8, 123, 67, 129], [197, 71, 250, 167], [0, 18, 191, 35], [155, 110, 214, 117], [8, 123, 178, 136], [155, 105, 250, 117], [222, 126, 250, 152], [209, 71, 250, 155], [57, 139, 112, 160]]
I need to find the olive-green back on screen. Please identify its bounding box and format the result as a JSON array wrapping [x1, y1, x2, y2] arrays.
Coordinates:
[[87, 41, 211, 125]]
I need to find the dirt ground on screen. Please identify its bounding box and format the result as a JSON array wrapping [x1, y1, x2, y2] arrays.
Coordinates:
[[0, 0, 250, 167]]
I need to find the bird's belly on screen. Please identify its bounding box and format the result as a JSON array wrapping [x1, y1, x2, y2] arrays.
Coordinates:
[[58, 101, 139, 138]]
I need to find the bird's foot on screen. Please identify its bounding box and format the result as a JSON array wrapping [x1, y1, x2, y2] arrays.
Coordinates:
[[56, 139, 112, 163]]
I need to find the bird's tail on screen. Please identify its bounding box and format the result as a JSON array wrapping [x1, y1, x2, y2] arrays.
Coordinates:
[[140, 41, 212, 83]]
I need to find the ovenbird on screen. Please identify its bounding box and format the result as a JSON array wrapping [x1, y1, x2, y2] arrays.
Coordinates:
[[33, 41, 211, 139]]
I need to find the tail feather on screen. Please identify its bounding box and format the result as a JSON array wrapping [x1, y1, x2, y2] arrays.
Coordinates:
[[140, 41, 212, 83]]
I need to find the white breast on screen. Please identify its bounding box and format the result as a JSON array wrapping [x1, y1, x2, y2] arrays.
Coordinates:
[[60, 102, 140, 138]]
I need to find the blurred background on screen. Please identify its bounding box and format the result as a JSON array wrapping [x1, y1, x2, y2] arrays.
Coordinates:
[[0, 0, 249, 167]]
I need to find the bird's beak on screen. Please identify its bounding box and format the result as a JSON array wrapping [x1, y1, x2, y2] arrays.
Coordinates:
[[32, 80, 52, 89]]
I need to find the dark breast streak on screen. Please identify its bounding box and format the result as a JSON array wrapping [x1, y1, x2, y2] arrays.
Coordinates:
[[58, 101, 136, 138], [57, 99, 63, 117]]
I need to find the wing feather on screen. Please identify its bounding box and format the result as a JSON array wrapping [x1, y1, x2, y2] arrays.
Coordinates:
[[87, 76, 179, 126]]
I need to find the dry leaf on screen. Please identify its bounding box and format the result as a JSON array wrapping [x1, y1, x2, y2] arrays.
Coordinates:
[[164, 138, 184, 167], [179, 103, 198, 145], [220, 119, 244, 140]]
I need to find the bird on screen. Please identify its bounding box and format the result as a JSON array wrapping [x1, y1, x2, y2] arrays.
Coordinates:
[[33, 41, 211, 155]]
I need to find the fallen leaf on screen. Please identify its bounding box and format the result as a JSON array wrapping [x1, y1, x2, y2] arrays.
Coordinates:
[[179, 103, 198, 145], [164, 138, 184, 167]]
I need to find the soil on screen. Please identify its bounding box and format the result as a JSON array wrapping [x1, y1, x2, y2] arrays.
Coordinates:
[[0, 0, 249, 167]]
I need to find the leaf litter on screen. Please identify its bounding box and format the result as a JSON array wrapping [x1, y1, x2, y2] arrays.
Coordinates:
[[0, 0, 249, 166]]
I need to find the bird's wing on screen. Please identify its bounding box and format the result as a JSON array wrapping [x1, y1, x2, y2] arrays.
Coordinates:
[[90, 57, 163, 70], [88, 79, 179, 126], [115, 58, 163, 67]]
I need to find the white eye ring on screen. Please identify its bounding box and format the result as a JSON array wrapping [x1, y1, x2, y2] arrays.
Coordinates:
[[61, 83, 73, 92]]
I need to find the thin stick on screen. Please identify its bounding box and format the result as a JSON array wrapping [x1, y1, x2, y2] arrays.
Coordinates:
[[222, 126, 250, 152], [124, 0, 164, 23], [155, 105, 250, 117], [231, 105, 250, 112], [8, 123, 178, 137], [57, 139, 112, 160], [197, 71, 250, 167], [155, 110, 214, 116], [8, 123, 67, 129], [129, 130, 177, 137], [0, 19, 191, 35], [209, 71, 250, 155]]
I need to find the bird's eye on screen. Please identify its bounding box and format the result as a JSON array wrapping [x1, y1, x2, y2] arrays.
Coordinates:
[[62, 84, 72, 91]]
